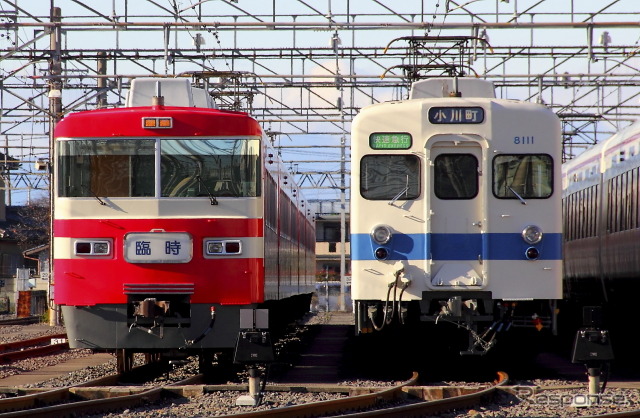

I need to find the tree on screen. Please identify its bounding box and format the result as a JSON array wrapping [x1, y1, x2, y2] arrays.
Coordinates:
[[8, 196, 50, 250]]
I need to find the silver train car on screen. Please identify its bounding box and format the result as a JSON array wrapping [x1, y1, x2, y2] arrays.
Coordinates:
[[350, 78, 563, 354], [563, 120, 640, 302]]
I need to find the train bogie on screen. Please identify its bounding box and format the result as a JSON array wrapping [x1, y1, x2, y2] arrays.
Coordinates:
[[351, 78, 563, 354]]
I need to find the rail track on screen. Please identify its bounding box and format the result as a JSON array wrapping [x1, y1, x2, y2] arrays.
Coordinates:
[[225, 371, 507, 418], [0, 363, 204, 417], [2, 318, 639, 416], [0, 371, 511, 418], [0, 317, 41, 327], [0, 334, 68, 364], [3, 366, 640, 417]]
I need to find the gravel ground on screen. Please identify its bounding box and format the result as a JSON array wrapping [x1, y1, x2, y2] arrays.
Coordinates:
[[21, 353, 206, 388], [81, 380, 640, 418], [0, 323, 66, 344], [4, 320, 640, 416], [445, 385, 640, 418], [0, 348, 96, 380], [93, 390, 349, 418], [0, 320, 90, 381]]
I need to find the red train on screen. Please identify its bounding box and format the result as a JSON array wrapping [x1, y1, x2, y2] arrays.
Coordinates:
[[53, 78, 315, 372]]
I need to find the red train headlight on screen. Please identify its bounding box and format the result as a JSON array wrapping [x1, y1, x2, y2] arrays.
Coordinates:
[[225, 241, 241, 253], [374, 247, 389, 260], [205, 239, 242, 256], [75, 240, 111, 256], [525, 247, 540, 260]]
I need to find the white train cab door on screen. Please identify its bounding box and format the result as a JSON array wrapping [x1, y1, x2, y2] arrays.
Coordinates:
[[426, 135, 486, 289]]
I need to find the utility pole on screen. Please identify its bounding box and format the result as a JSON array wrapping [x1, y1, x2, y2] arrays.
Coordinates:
[[48, 6, 62, 327], [339, 134, 347, 312], [333, 29, 347, 312], [97, 51, 108, 108]]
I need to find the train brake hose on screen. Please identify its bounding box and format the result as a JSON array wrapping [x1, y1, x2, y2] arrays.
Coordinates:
[[386, 284, 398, 325], [385, 267, 407, 325], [368, 283, 395, 331], [397, 281, 410, 324], [395, 268, 410, 324], [368, 268, 406, 330], [183, 306, 217, 348]]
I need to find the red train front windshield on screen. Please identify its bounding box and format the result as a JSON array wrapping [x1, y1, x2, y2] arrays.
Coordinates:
[[57, 138, 261, 198]]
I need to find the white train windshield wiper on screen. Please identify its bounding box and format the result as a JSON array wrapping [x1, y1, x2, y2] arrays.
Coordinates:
[[388, 175, 410, 205], [508, 186, 527, 205]]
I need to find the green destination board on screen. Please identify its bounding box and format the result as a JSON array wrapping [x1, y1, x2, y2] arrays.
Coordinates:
[[369, 133, 412, 149]]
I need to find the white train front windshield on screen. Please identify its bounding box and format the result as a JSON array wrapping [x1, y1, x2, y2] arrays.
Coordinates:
[[359, 154, 420, 200], [57, 138, 261, 198], [493, 154, 553, 199]]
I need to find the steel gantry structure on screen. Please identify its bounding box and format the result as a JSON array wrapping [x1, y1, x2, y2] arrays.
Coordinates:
[[1, 0, 640, 207]]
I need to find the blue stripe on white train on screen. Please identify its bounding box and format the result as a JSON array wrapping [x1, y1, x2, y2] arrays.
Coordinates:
[[351, 232, 562, 261]]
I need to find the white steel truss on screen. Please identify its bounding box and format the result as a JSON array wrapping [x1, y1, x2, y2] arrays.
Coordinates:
[[1, 0, 640, 206]]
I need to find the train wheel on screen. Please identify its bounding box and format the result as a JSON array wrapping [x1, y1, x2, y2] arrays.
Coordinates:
[[116, 349, 134, 373]]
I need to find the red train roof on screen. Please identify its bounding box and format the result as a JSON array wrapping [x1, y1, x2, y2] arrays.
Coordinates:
[[54, 106, 263, 138]]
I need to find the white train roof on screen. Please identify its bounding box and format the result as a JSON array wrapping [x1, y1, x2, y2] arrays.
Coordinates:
[[126, 78, 216, 108], [410, 77, 496, 99], [563, 119, 640, 188]]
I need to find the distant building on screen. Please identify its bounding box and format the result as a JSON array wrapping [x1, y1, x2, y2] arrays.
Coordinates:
[[0, 182, 46, 314], [22, 244, 50, 291], [315, 213, 350, 282]]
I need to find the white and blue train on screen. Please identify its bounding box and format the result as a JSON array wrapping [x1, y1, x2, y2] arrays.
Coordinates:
[[350, 78, 563, 354]]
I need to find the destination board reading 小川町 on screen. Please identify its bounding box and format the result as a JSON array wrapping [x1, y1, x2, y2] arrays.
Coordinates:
[[428, 107, 484, 124], [369, 133, 412, 150]]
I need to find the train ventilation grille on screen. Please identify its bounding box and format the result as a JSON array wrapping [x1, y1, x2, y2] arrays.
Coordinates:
[[123, 283, 195, 294]]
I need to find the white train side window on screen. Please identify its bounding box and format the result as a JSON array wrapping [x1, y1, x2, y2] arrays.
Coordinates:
[[493, 154, 553, 199], [360, 155, 420, 200]]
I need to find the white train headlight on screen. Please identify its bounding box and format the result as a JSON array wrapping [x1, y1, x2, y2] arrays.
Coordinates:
[[522, 225, 543, 245], [371, 225, 392, 245], [207, 241, 224, 254]]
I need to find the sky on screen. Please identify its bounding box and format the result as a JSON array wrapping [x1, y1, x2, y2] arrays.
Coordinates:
[[1, 0, 639, 205]]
